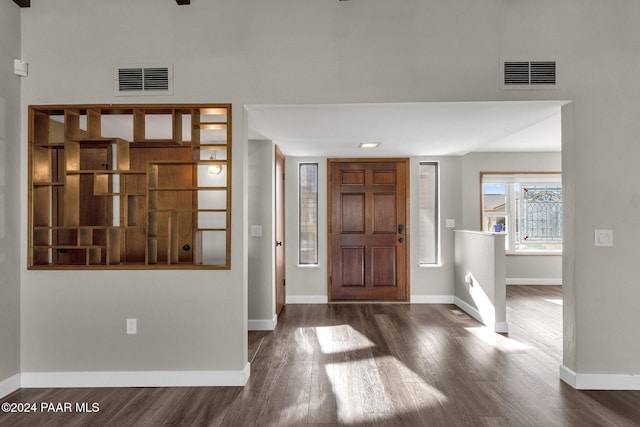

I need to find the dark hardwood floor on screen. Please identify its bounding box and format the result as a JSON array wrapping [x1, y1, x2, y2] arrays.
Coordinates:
[[3, 285, 640, 426]]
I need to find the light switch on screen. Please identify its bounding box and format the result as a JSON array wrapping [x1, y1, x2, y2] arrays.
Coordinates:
[[594, 229, 613, 247], [126, 318, 137, 334], [14, 59, 28, 77], [250, 225, 263, 237]]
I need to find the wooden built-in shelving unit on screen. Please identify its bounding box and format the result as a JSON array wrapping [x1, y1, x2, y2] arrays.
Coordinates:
[[28, 104, 231, 269]]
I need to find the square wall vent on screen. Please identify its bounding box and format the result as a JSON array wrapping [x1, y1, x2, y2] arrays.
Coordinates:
[[115, 64, 173, 96], [500, 59, 557, 90]]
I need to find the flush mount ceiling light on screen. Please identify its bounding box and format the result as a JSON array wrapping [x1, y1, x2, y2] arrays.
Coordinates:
[[359, 142, 381, 148]]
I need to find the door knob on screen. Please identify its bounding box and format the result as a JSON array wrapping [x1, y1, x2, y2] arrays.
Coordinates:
[[399, 238, 405, 243]]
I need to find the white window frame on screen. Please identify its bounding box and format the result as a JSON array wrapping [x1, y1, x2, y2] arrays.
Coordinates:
[[418, 161, 440, 266], [481, 172, 562, 255], [298, 162, 319, 265]]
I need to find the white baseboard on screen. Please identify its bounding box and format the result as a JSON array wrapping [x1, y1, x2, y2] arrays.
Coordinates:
[[410, 295, 455, 304], [454, 296, 484, 324], [286, 295, 328, 304], [494, 321, 509, 334], [248, 314, 277, 331], [559, 365, 577, 388], [454, 296, 509, 334], [21, 363, 251, 388], [0, 373, 21, 399], [560, 365, 640, 390], [506, 278, 562, 285]]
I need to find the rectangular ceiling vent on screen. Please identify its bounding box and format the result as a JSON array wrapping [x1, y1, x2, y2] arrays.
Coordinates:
[[501, 60, 557, 89], [115, 65, 173, 96]]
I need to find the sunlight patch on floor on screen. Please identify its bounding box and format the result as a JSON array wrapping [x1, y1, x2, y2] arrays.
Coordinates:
[[465, 326, 531, 352], [315, 325, 376, 354], [544, 298, 563, 305], [292, 327, 316, 355], [325, 356, 448, 424], [315, 324, 448, 425]]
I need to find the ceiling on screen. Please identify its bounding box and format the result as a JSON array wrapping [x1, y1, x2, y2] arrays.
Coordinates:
[[246, 101, 566, 158]]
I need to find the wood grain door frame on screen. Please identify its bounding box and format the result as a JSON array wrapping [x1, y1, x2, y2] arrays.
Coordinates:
[[275, 145, 286, 315], [327, 158, 410, 302]]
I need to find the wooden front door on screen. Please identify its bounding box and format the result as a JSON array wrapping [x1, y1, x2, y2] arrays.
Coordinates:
[[275, 146, 286, 315], [329, 159, 408, 301]]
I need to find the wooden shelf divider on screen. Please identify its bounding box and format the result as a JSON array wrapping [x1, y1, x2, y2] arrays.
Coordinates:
[[28, 104, 232, 269]]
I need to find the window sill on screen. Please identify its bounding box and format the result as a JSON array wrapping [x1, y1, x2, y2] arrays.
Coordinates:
[[297, 264, 320, 268], [506, 252, 562, 256]]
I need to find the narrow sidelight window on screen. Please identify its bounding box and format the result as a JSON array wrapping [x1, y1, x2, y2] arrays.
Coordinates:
[[419, 162, 439, 265], [299, 163, 318, 264]]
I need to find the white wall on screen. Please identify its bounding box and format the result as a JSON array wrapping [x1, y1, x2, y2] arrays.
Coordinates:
[[284, 157, 328, 302], [248, 140, 276, 326], [454, 231, 507, 333], [17, 0, 640, 386], [21, 1, 251, 380], [461, 152, 563, 283], [410, 157, 462, 300], [0, 1, 22, 396], [506, 256, 561, 284]]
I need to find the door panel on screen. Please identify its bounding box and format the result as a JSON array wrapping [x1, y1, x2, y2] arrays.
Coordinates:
[[372, 193, 396, 233], [342, 170, 365, 185], [372, 247, 396, 286], [341, 247, 365, 286], [372, 170, 396, 185], [341, 193, 365, 233], [329, 159, 408, 301]]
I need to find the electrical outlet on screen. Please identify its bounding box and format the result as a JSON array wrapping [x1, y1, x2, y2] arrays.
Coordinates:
[[126, 318, 137, 334], [445, 219, 455, 228]]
